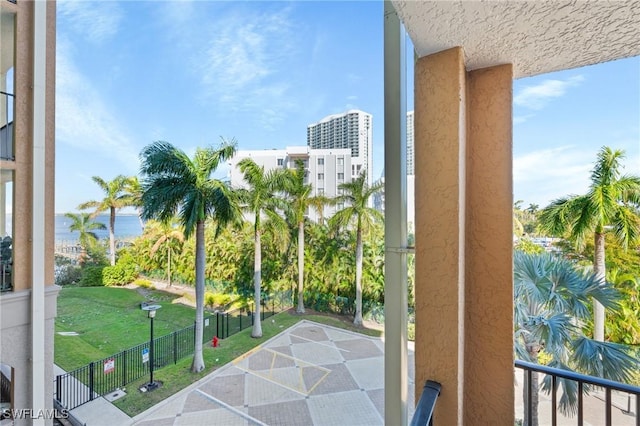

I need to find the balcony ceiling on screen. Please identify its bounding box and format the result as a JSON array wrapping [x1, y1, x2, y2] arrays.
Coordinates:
[[391, 0, 640, 79]]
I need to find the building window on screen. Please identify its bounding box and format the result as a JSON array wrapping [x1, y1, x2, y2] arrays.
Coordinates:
[[338, 173, 344, 180], [337, 157, 344, 166], [317, 158, 324, 165], [318, 173, 324, 180], [318, 188, 325, 195], [277, 158, 284, 167]]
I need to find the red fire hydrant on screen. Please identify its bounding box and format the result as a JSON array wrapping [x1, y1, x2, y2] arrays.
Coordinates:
[[212, 336, 219, 348]]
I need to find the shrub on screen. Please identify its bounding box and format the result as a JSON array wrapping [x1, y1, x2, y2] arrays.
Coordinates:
[[102, 262, 138, 286], [133, 278, 154, 289], [55, 264, 82, 286], [78, 266, 104, 287]]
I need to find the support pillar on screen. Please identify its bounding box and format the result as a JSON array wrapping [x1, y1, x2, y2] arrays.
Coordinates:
[[414, 47, 514, 424]]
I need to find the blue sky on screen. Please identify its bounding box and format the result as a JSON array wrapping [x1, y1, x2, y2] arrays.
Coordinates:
[[55, 1, 639, 214]]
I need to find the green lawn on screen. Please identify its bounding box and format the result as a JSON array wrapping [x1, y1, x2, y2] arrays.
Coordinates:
[[55, 286, 197, 370], [54, 286, 384, 417]]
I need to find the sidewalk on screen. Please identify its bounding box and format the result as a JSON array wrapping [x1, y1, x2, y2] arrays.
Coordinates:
[[54, 365, 132, 426]]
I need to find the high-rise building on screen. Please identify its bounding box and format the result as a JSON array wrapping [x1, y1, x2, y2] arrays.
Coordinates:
[[1, 0, 59, 422], [307, 110, 373, 186], [229, 146, 353, 222]]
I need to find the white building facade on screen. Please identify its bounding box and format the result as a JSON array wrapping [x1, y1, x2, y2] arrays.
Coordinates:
[[306, 110, 373, 187], [228, 146, 353, 223]]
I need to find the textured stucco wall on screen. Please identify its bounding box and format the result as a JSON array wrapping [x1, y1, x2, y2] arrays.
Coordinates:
[[414, 47, 514, 425], [415, 47, 466, 426], [392, 1, 640, 79], [464, 64, 514, 424]]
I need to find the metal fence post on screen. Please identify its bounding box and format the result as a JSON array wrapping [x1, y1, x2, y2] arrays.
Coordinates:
[[89, 362, 95, 402], [225, 313, 229, 339], [121, 350, 127, 387], [173, 331, 178, 364], [55, 375, 61, 403]]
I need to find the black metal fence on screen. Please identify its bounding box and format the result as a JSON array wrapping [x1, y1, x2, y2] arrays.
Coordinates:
[[55, 294, 292, 411]]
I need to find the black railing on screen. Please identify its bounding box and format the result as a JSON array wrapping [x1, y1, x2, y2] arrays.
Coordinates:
[[410, 380, 441, 426], [516, 359, 640, 426], [55, 294, 292, 410]]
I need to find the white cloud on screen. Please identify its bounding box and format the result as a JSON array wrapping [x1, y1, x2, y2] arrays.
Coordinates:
[[193, 6, 300, 129], [514, 75, 585, 110], [55, 41, 140, 173], [57, 0, 123, 43], [513, 114, 535, 124], [513, 146, 594, 206]]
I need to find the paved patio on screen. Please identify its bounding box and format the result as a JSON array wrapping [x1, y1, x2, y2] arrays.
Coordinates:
[[131, 320, 415, 425]]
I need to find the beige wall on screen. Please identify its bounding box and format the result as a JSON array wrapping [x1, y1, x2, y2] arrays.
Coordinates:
[[414, 47, 514, 425], [10, 0, 56, 291]]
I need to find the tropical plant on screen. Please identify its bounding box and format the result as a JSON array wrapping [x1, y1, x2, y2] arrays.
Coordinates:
[[148, 219, 185, 287], [64, 212, 106, 266], [538, 146, 640, 341], [514, 251, 638, 426], [236, 158, 290, 338], [329, 171, 383, 326], [139, 140, 239, 373], [606, 268, 640, 345], [78, 175, 136, 266], [124, 175, 146, 232], [284, 160, 333, 314]]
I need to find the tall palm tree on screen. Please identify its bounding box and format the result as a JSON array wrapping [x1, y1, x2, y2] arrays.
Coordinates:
[[148, 219, 185, 287], [539, 146, 640, 341], [329, 171, 383, 326], [237, 158, 290, 338], [124, 176, 146, 232], [78, 175, 136, 266], [285, 160, 333, 314], [64, 212, 106, 266], [139, 140, 238, 373], [514, 251, 637, 426]]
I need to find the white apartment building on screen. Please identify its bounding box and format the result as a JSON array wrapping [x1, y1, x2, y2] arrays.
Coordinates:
[[228, 146, 353, 223], [306, 110, 373, 187]]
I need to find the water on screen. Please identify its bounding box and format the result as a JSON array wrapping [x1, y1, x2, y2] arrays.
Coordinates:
[[55, 214, 143, 243]]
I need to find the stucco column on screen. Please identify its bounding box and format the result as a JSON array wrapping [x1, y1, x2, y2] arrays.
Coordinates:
[[415, 47, 467, 425], [414, 48, 514, 424], [464, 64, 514, 424]]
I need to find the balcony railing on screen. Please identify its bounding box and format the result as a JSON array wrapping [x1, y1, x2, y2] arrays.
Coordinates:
[[516, 359, 640, 426], [1, 91, 14, 161]]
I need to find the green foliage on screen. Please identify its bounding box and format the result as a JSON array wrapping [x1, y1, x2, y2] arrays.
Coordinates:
[[78, 266, 105, 287], [514, 237, 545, 254], [55, 261, 82, 286], [204, 292, 232, 308], [102, 250, 138, 286], [132, 278, 153, 289]]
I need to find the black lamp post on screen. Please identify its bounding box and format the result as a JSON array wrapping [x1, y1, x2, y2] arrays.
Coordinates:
[[142, 304, 161, 391]]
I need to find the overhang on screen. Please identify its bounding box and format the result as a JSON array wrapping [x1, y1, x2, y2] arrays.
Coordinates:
[[391, 0, 640, 79]]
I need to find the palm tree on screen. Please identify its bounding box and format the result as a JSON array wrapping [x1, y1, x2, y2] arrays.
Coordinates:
[[139, 140, 238, 373], [78, 175, 136, 266], [514, 251, 638, 426], [237, 158, 290, 338], [329, 171, 383, 326], [124, 176, 146, 232], [148, 219, 185, 287], [539, 146, 640, 341], [285, 160, 333, 314], [64, 212, 106, 265]]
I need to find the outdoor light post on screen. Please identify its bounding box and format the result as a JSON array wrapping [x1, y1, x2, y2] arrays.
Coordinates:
[[142, 304, 161, 391]]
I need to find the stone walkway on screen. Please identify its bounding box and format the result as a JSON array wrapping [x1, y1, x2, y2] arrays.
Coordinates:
[[132, 320, 415, 425]]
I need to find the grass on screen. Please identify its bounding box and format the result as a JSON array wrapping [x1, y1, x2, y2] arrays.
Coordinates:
[[112, 311, 382, 417], [55, 286, 384, 417], [55, 286, 198, 370]]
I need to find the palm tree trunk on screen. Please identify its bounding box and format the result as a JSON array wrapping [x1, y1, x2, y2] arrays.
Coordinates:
[[167, 247, 172, 287], [109, 207, 116, 266], [593, 231, 606, 341], [354, 226, 363, 326], [190, 220, 205, 373], [297, 221, 305, 314], [252, 229, 263, 338]]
